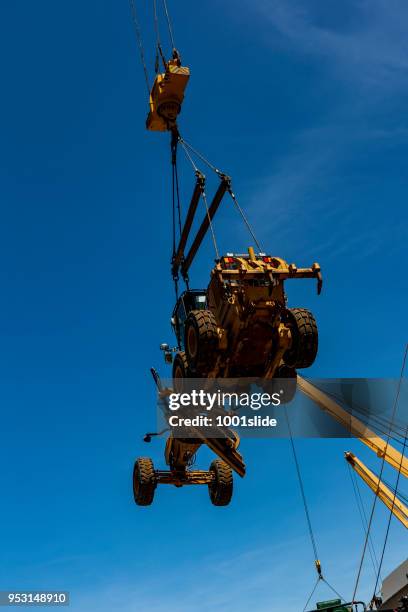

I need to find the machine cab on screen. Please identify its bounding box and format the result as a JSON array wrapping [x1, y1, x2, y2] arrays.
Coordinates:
[[171, 290, 207, 349]]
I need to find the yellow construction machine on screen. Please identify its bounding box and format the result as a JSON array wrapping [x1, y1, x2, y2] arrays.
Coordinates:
[[345, 452, 408, 529], [132, 368, 245, 507], [170, 248, 321, 383]]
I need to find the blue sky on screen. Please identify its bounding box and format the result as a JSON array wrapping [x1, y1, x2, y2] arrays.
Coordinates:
[[0, 0, 407, 610]]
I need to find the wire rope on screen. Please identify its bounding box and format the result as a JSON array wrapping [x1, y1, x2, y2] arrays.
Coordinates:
[[180, 137, 263, 252], [284, 407, 319, 562], [227, 186, 263, 252], [202, 190, 219, 260], [162, 0, 176, 50], [303, 576, 321, 612], [352, 344, 408, 601], [347, 464, 381, 581], [129, 0, 150, 94], [179, 137, 222, 175], [371, 345, 408, 601]]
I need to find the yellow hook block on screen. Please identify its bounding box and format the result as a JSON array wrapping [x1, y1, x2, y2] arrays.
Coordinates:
[[146, 58, 190, 131]]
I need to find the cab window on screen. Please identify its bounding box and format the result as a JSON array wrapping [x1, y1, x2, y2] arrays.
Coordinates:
[[193, 294, 207, 309]]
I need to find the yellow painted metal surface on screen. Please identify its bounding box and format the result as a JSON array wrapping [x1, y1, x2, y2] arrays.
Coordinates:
[[146, 59, 190, 131], [345, 452, 408, 529], [298, 376, 408, 479]]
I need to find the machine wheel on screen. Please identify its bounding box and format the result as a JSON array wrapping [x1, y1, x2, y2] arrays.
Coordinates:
[[172, 351, 190, 393], [284, 308, 318, 369], [133, 457, 156, 506], [184, 310, 218, 374], [208, 459, 233, 506]]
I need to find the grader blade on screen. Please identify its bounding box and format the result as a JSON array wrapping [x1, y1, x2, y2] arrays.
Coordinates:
[[194, 431, 246, 477]]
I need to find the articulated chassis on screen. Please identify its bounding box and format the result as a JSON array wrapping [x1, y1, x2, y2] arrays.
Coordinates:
[[154, 469, 214, 487], [134, 437, 241, 506], [132, 369, 246, 506]]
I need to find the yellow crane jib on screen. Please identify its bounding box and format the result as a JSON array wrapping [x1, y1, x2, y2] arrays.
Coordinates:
[[146, 57, 190, 132], [345, 451, 408, 529]]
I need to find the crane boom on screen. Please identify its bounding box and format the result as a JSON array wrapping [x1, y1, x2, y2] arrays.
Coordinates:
[[297, 376, 408, 478], [345, 452, 408, 529]]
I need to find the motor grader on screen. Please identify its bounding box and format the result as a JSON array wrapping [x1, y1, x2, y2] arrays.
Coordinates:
[[169, 247, 322, 383], [133, 369, 246, 507]]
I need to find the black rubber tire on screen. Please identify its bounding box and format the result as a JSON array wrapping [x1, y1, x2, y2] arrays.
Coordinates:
[[133, 457, 156, 506], [208, 459, 233, 506], [172, 351, 190, 393], [184, 310, 218, 374], [284, 308, 318, 369]]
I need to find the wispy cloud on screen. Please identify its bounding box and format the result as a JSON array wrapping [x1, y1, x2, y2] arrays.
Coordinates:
[[255, 0, 408, 92], [240, 124, 397, 262], [68, 529, 405, 612], [70, 536, 359, 612], [236, 1, 408, 261]]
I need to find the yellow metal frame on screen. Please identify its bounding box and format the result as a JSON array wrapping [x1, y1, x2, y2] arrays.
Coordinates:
[[297, 376, 408, 478], [345, 451, 408, 529], [155, 469, 214, 486], [296, 377, 408, 530], [146, 59, 190, 131]]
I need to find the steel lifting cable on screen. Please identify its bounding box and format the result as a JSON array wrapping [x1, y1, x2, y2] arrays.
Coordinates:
[[162, 0, 176, 51], [303, 578, 349, 611], [351, 467, 382, 582], [179, 137, 223, 176], [324, 579, 345, 602], [284, 408, 320, 564], [179, 139, 200, 174], [171, 134, 183, 298], [174, 150, 182, 238], [129, 0, 150, 95], [170, 132, 182, 240], [171, 172, 179, 300], [347, 463, 382, 582], [284, 408, 345, 610], [317, 387, 407, 446], [171, 152, 177, 256], [382, 479, 408, 504], [352, 344, 408, 602], [313, 384, 407, 439], [153, 0, 166, 72], [227, 186, 263, 253], [179, 139, 219, 260], [202, 189, 220, 260], [303, 576, 321, 612], [324, 387, 407, 441], [179, 136, 263, 252], [371, 344, 408, 602]]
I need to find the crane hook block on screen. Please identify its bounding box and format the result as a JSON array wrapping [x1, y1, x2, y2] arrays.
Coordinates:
[[146, 58, 190, 132]]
